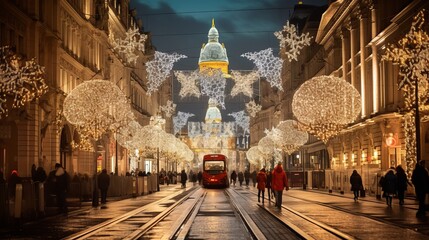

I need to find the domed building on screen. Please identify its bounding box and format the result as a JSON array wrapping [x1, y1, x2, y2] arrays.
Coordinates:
[[205, 98, 222, 124], [199, 19, 229, 76]]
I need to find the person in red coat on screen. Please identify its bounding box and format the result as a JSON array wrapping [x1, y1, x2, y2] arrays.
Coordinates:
[[271, 162, 289, 209], [256, 168, 267, 203]]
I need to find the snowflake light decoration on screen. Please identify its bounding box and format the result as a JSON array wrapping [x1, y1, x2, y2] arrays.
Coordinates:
[[175, 70, 201, 98], [246, 100, 262, 117], [173, 111, 194, 135], [274, 21, 312, 62], [0, 46, 48, 118], [241, 48, 283, 91], [199, 68, 226, 109], [110, 27, 147, 65], [230, 70, 259, 98], [228, 110, 250, 134], [146, 51, 187, 95], [160, 100, 176, 118]]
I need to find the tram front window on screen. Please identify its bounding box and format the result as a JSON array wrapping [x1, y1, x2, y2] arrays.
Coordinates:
[[204, 161, 225, 174]]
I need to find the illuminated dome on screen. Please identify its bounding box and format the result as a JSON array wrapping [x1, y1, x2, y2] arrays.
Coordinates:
[[205, 98, 222, 123], [199, 19, 229, 75]]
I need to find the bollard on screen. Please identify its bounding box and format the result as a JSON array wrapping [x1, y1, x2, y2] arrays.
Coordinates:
[[38, 183, 45, 215], [14, 184, 22, 219]]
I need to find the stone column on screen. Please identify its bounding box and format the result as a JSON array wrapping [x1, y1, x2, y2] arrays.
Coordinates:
[[370, 2, 379, 113], [349, 18, 359, 92], [359, 8, 369, 117], [340, 29, 349, 81]]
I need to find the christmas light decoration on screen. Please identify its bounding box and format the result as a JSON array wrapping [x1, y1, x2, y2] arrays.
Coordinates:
[[63, 79, 134, 140], [230, 70, 259, 98], [110, 27, 147, 65], [175, 70, 201, 98], [246, 146, 264, 166], [199, 68, 226, 109], [160, 100, 176, 118], [274, 21, 312, 62], [241, 48, 283, 91], [228, 110, 250, 134], [0, 46, 48, 118], [245, 100, 262, 117], [146, 51, 187, 95], [276, 120, 308, 154], [173, 111, 194, 135], [258, 136, 275, 156], [382, 10, 429, 174], [292, 75, 361, 143]]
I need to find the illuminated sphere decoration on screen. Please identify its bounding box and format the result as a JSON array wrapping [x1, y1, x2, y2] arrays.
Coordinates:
[[277, 120, 308, 154], [246, 146, 264, 165], [292, 75, 361, 143], [63, 79, 134, 140]]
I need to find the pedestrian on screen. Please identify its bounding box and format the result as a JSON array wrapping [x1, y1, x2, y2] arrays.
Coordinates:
[[7, 170, 22, 200], [266, 170, 273, 202], [31, 164, 37, 182], [54, 163, 69, 214], [251, 170, 257, 187], [180, 170, 187, 188], [381, 168, 397, 207], [411, 160, 429, 217], [197, 171, 203, 185], [230, 170, 237, 186], [97, 169, 110, 205], [257, 168, 267, 203], [350, 170, 363, 202], [238, 171, 244, 186], [271, 162, 289, 209], [244, 169, 250, 187], [395, 165, 410, 206], [34, 166, 47, 183]]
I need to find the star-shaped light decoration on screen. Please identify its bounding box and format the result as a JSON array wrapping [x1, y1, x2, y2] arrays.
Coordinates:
[[241, 48, 284, 91], [175, 70, 201, 98], [230, 70, 259, 98], [173, 111, 194, 135], [110, 27, 147, 65], [199, 68, 226, 109], [274, 21, 312, 62], [160, 100, 176, 118], [228, 110, 250, 134], [146, 51, 187, 95], [0, 46, 48, 119], [245, 100, 262, 117]]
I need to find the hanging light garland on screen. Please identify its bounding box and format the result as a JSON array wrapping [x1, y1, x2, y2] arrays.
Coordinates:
[[146, 51, 187, 95], [245, 100, 262, 117], [228, 110, 250, 134], [63, 79, 134, 141], [199, 68, 226, 109], [110, 27, 147, 65], [175, 70, 201, 98], [241, 48, 283, 91], [173, 111, 195, 135], [382, 10, 429, 173], [274, 21, 312, 62], [292, 75, 361, 143], [160, 100, 176, 118], [0, 46, 48, 118], [230, 70, 259, 98]]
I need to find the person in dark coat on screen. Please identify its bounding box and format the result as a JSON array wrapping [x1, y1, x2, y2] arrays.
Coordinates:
[[251, 170, 257, 187], [230, 170, 237, 186], [7, 170, 22, 199], [31, 164, 37, 182], [257, 168, 267, 203], [244, 169, 250, 187], [350, 170, 363, 202], [395, 165, 410, 206], [54, 163, 69, 214], [238, 171, 244, 186], [266, 170, 273, 202], [381, 169, 397, 207], [197, 171, 203, 185], [34, 167, 47, 183], [411, 161, 429, 217], [97, 169, 110, 205], [180, 170, 187, 188]]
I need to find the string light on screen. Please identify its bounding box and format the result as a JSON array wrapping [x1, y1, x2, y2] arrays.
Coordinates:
[[175, 70, 201, 98], [160, 100, 176, 118], [0, 46, 48, 118], [241, 48, 283, 91], [274, 21, 312, 62], [173, 111, 194, 135], [199, 68, 226, 109], [228, 110, 250, 134], [276, 120, 308, 154], [110, 27, 147, 65], [382, 10, 429, 173], [292, 75, 361, 143], [245, 100, 262, 117], [230, 70, 259, 98]]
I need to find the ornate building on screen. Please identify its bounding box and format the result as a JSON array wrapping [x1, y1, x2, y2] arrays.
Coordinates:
[[0, 0, 164, 177]]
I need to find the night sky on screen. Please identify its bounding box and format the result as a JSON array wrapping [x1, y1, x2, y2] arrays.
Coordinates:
[[130, 0, 328, 122]]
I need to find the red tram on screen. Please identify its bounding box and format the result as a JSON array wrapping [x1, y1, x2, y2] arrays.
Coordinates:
[[202, 154, 229, 188]]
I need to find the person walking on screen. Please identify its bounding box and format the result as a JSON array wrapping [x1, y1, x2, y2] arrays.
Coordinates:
[[266, 170, 273, 202], [271, 162, 289, 209], [411, 161, 429, 217], [257, 168, 267, 203], [251, 170, 257, 187], [54, 163, 69, 214], [381, 168, 397, 207], [395, 165, 410, 206], [238, 171, 244, 186], [350, 170, 363, 202], [97, 169, 110, 205], [197, 171, 202, 185], [244, 169, 250, 187], [180, 170, 187, 188], [34, 166, 47, 183], [230, 170, 237, 186]]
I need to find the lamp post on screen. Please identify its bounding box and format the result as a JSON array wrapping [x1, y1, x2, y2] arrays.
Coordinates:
[[415, 78, 421, 164]]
